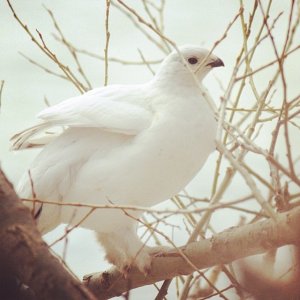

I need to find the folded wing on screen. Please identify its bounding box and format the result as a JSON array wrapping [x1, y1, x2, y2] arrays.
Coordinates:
[[11, 85, 152, 150]]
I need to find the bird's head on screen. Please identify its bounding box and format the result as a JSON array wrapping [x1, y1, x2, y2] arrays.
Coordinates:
[[155, 45, 224, 83]]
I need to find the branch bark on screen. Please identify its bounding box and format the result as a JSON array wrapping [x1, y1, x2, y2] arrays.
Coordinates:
[[84, 206, 300, 299], [0, 169, 96, 300]]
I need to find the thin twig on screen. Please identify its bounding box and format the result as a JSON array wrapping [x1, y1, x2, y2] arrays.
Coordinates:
[[104, 0, 111, 86], [6, 0, 86, 93], [22, 197, 260, 216], [44, 6, 92, 90], [0, 80, 4, 112]]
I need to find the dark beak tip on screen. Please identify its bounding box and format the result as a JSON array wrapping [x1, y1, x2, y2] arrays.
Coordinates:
[[207, 58, 224, 68], [213, 58, 224, 68]]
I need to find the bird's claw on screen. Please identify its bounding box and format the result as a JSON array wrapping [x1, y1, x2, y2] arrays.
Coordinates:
[[121, 264, 132, 278]]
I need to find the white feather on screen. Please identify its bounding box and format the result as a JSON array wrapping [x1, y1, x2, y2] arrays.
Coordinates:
[[37, 84, 153, 134], [14, 45, 223, 273], [11, 85, 152, 150]]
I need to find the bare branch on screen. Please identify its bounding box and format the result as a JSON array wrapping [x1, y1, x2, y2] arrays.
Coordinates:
[[0, 169, 96, 300], [6, 0, 87, 93], [84, 206, 300, 299]]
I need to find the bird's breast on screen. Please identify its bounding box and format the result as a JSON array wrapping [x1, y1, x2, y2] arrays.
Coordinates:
[[99, 101, 217, 206]]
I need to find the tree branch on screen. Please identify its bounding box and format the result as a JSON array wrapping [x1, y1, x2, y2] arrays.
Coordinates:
[[0, 169, 96, 300], [84, 207, 300, 299]]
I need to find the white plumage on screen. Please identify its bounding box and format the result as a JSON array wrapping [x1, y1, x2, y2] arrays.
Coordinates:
[[12, 45, 223, 274]]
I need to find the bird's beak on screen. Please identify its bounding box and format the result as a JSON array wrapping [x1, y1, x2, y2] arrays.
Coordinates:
[[206, 57, 224, 68]]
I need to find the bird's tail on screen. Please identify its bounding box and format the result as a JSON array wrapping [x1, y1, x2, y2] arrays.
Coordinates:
[[10, 123, 52, 150]]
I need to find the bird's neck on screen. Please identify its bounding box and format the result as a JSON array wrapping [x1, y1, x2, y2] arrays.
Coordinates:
[[151, 70, 205, 97]]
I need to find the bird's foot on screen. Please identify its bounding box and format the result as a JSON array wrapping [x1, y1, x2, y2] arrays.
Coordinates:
[[106, 246, 152, 277], [120, 246, 174, 276], [120, 263, 132, 278], [106, 245, 181, 277]]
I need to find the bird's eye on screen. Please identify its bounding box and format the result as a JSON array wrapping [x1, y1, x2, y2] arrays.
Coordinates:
[[188, 57, 198, 65]]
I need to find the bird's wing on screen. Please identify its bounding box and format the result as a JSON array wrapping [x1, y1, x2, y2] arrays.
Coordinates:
[[11, 85, 153, 150], [38, 85, 152, 133]]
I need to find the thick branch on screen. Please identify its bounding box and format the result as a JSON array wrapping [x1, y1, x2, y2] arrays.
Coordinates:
[[84, 207, 300, 299], [0, 169, 96, 300]]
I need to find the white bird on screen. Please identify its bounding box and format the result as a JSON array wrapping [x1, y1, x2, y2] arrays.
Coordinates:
[[11, 45, 224, 274]]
